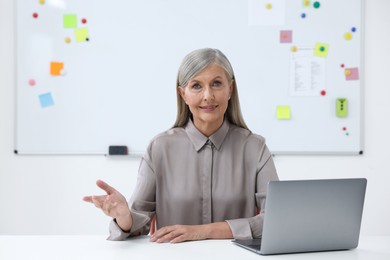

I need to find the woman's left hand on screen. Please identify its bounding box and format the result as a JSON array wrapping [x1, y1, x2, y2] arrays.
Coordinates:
[[150, 222, 232, 243], [150, 225, 207, 243]]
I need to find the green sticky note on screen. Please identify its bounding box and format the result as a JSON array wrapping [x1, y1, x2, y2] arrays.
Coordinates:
[[75, 28, 89, 42], [63, 14, 77, 28], [314, 42, 329, 58], [336, 98, 348, 117], [277, 106, 291, 120]]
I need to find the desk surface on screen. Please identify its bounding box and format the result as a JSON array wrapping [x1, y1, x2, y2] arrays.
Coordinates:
[[0, 235, 389, 260]]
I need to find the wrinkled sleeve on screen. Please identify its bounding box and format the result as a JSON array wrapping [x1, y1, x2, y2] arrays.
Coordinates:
[[107, 144, 157, 241], [226, 145, 279, 240]]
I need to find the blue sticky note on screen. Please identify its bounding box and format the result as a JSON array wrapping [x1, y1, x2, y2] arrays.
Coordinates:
[[39, 92, 54, 108]]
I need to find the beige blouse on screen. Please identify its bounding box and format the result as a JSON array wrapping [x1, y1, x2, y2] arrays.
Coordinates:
[[108, 119, 279, 240]]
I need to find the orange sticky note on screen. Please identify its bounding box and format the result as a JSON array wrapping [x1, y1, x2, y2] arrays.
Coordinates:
[[50, 62, 64, 76]]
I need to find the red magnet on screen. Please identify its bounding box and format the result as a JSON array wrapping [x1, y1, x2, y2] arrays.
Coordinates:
[[28, 79, 36, 86]]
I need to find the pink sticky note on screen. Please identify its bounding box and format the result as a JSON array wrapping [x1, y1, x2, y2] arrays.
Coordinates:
[[345, 67, 359, 81], [280, 30, 292, 43]]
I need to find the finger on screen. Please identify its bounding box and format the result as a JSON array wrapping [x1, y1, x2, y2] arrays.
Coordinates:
[[96, 179, 116, 195], [153, 227, 181, 243], [91, 195, 106, 208], [82, 196, 93, 203], [152, 226, 171, 239], [160, 231, 184, 243], [102, 196, 112, 214], [170, 234, 187, 244]]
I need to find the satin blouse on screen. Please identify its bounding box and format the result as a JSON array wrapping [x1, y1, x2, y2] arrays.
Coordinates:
[[108, 119, 279, 240]]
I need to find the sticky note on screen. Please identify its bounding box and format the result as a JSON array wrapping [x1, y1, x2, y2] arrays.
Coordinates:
[[303, 0, 310, 7], [75, 28, 89, 42], [277, 106, 291, 120], [336, 98, 348, 117], [280, 30, 292, 43], [63, 14, 77, 28], [50, 62, 64, 76], [345, 67, 359, 80], [39, 92, 54, 108], [314, 42, 329, 58]]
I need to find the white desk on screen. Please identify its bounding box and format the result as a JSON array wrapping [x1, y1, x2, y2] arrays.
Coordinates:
[[0, 235, 389, 260]]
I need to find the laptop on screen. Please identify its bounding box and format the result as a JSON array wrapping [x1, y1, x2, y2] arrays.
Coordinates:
[[233, 178, 367, 255]]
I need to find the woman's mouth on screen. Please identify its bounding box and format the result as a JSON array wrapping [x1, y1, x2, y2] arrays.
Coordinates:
[[199, 105, 218, 112]]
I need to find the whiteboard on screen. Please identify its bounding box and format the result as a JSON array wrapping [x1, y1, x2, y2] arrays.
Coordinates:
[[15, 0, 364, 155]]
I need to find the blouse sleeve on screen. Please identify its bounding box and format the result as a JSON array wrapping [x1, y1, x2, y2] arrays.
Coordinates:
[[225, 145, 279, 240], [107, 146, 157, 241]]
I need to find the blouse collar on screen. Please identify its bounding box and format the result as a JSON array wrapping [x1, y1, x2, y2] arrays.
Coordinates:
[[185, 118, 230, 152]]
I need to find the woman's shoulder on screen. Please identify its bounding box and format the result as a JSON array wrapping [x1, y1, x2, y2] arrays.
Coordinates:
[[148, 126, 187, 147], [229, 124, 266, 144]]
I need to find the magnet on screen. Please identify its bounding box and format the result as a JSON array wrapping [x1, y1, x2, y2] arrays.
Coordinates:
[[28, 79, 36, 86], [344, 32, 353, 40]]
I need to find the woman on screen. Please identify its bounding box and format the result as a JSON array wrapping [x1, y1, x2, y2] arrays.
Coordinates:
[[83, 48, 279, 243]]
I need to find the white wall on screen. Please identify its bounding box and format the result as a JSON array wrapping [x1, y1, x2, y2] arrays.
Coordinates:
[[1, 0, 389, 236]]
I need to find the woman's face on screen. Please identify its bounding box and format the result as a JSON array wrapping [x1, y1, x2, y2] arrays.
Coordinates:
[[178, 63, 233, 136]]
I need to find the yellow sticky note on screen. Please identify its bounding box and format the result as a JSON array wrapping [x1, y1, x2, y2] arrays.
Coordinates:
[[50, 62, 64, 76], [63, 14, 77, 28], [314, 42, 329, 58], [277, 106, 291, 120], [75, 28, 89, 42]]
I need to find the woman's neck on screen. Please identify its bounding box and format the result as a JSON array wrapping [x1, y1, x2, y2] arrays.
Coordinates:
[[193, 118, 224, 137]]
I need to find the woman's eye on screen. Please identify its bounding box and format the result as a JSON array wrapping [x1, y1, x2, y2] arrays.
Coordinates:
[[212, 81, 222, 87], [191, 83, 202, 90]]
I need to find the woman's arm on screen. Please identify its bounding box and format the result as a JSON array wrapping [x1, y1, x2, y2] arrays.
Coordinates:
[[83, 179, 133, 232], [150, 221, 233, 243]]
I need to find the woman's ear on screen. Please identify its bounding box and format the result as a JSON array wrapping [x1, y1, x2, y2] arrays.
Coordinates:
[[178, 86, 187, 103], [229, 80, 234, 98]]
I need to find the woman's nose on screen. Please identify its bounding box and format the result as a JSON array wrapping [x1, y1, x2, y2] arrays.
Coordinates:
[[203, 86, 215, 101]]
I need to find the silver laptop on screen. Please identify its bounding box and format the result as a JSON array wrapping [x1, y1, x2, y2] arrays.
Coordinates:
[[233, 178, 367, 255]]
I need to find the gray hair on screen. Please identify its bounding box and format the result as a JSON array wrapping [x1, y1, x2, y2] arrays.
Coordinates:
[[173, 48, 249, 130]]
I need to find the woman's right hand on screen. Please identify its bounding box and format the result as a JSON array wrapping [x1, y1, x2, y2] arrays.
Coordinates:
[[83, 179, 132, 232]]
